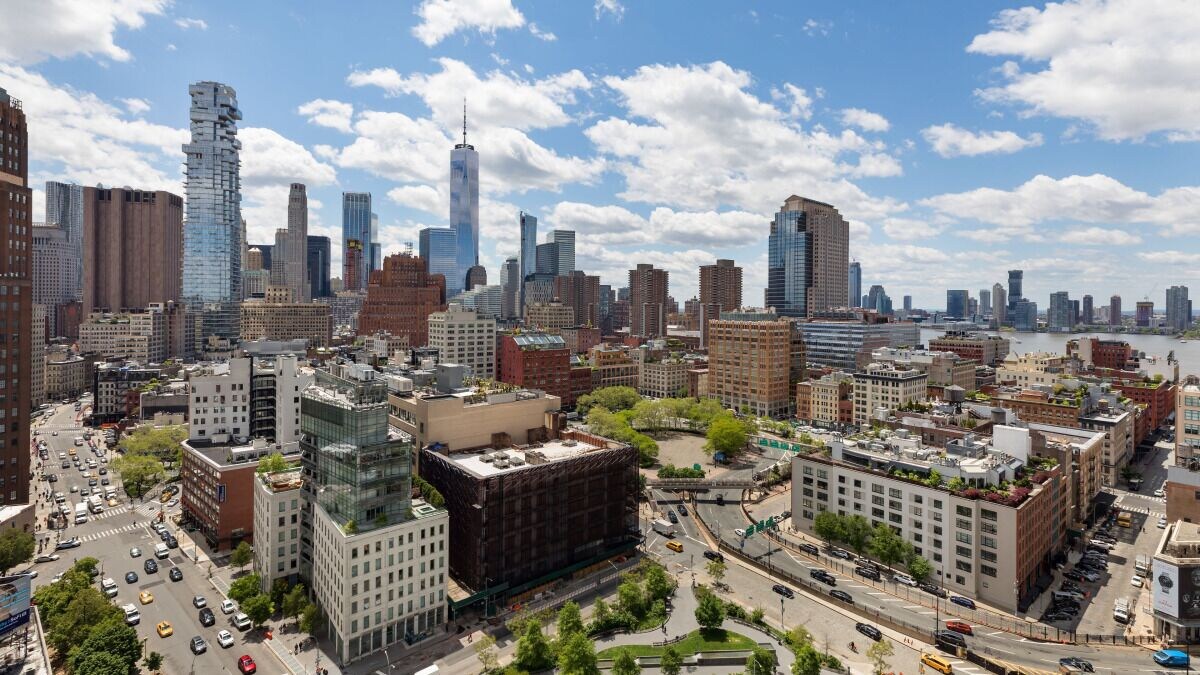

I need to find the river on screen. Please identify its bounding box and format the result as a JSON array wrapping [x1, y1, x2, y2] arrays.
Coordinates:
[[918, 328, 1199, 379]]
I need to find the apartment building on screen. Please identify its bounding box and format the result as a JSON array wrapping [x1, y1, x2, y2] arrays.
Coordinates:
[[995, 352, 1073, 388], [524, 301, 576, 331], [186, 355, 313, 445], [927, 331, 1012, 367], [796, 371, 854, 427], [798, 320, 921, 371], [639, 357, 694, 399], [707, 311, 804, 418], [869, 347, 977, 391], [427, 306, 496, 379], [253, 469, 304, 589], [791, 427, 1066, 612], [92, 361, 161, 424], [240, 290, 332, 348], [852, 364, 928, 424], [587, 345, 639, 390], [496, 333, 571, 404], [45, 352, 87, 400], [1168, 383, 1200, 523], [79, 310, 168, 363]]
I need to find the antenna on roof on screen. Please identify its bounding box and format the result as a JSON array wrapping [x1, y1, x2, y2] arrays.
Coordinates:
[[462, 99, 468, 146]]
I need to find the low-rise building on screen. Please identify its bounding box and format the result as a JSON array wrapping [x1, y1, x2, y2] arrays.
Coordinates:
[[79, 310, 168, 363], [995, 352, 1074, 388], [524, 301, 576, 331], [795, 371, 853, 427], [45, 351, 87, 400], [241, 290, 332, 348], [1152, 521, 1200, 642], [497, 333, 570, 404], [639, 356, 693, 399], [92, 361, 161, 424], [870, 347, 977, 392], [419, 428, 638, 613], [186, 355, 313, 445], [852, 363, 928, 424], [253, 468, 303, 589], [560, 326, 601, 355], [927, 331, 1011, 367], [180, 437, 300, 550], [799, 319, 921, 371], [588, 344, 639, 390], [791, 427, 1066, 613]]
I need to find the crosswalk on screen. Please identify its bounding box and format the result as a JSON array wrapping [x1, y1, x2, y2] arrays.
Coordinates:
[[77, 522, 144, 543]]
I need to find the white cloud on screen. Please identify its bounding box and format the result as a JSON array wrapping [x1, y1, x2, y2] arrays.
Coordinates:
[[165, 43, 176, 51], [1137, 251, 1200, 265], [546, 201, 767, 248], [387, 185, 444, 216], [589, 61, 905, 222], [882, 218, 942, 240], [803, 19, 833, 36], [594, 0, 625, 21], [1058, 227, 1142, 247], [411, 0, 525, 47], [528, 23, 557, 41], [840, 108, 890, 132], [173, 17, 207, 30], [921, 124, 1043, 158], [239, 127, 338, 246], [0, 0, 167, 64], [121, 97, 151, 115], [772, 84, 812, 120], [968, 0, 1200, 141], [297, 99, 354, 134]]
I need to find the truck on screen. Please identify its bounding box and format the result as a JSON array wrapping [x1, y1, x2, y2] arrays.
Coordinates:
[[1135, 554, 1151, 577], [73, 502, 88, 525], [87, 495, 103, 514], [1114, 597, 1131, 623], [651, 518, 677, 537]]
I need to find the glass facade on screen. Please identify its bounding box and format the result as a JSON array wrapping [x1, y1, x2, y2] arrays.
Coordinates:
[[766, 207, 810, 318], [548, 229, 575, 275], [301, 367, 412, 531], [449, 140, 479, 296], [182, 81, 243, 345], [341, 193, 372, 290], [44, 181, 83, 302], [418, 227, 456, 283]]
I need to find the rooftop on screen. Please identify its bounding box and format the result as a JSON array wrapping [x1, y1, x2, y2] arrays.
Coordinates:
[[433, 431, 623, 479], [258, 469, 303, 493], [1160, 521, 1200, 562], [183, 438, 302, 469]]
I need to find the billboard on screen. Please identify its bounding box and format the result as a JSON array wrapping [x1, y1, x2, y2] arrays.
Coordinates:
[[1153, 558, 1200, 621], [0, 574, 32, 636]]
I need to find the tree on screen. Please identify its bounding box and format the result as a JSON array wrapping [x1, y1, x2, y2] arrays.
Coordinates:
[[706, 559, 727, 587], [644, 562, 675, 602], [843, 515, 873, 555], [660, 646, 683, 675], [866, 638, 894, 675], [577, 386, 641, 414], [299, 602, 322, 635], [69, 617, 140, 674], [745, 646, 777, 675], [46, 588, 121, 655], [617, 578, 644, 617], [590, 597, 613, 632], [612, 649, 641, 675], [473, 633, 499, 673], [228, 573, 262, 603], [514, 621, 553, 673], [750, 607, 765, 624], [785, 625, 813, 650], [812, 511, 844, 547], [118, 425, 186, 458], [143, 651, 164, 673], [694, 589, 724, 630], [71, 650, 131, 675], [0, 529, 34, 575], [557, 601, 585, 640], [242, 594, 274, 628], [556, 632, 599, 675], [705, 415, 748, 458], [230, 541, 254, 573], [111, 453, 164, 498], [270, 577, 290, 607], [255, 451, 293, 474], [282, 584, 308, 626], [907, 555, 933, 583], [793, 643, 823, 675], [868, 524, 907, 570]]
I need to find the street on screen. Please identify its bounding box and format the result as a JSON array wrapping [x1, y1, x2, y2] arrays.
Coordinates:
[[27, 402, 281, 675]]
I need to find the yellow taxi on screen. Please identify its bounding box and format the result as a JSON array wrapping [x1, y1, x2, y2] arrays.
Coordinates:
[[139, 591, 154, 605], [665, 540, 684, 553], [156, 621, 173, 638], [107, 498, 118, 507]]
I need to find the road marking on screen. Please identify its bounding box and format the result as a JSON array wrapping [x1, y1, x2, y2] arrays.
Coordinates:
[[903, 604, 921, 609], [918, 611, 937, 616], [868, 591, 888, 596], [986, 631, 1005, 636], [880, 598, 906, 603]]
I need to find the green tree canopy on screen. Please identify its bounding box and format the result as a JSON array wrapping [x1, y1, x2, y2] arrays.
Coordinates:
[[556, 632, 600, 675], [843, 515, 873, 555], [473, 633, 499, 673], [706, 559, 726, 586], [282, 584, 308, 624], [71, 650, 130, 675], [694, 589, 724, 630], [46, 588, 122, 656], [228, 573, 262, 603], [660, 646, 684, 675], [612, 649, 641, 675], [242, 594, 274, 627], [255, 451, 294, 474], [643, 562, 676, 602], [745, 646, 777, 675], [785, 625, 813, 650], [299, 602, 322, 635], [705, 414, 749, 457], [812, 511, 843, 546], [868, 523, 907, 569], [117, 425, 186, 457], [230, 541, 254, 572], [68, 616, 140, 674], [866, 637, 894, 675], [0, 529, 34, 575], [143, 652, 164, 673], [111, 453, 164, 498], [907, 555, 933, 582], [577, 387, 641, 414], [793, 643, 823, 675], [557, 601, 585, 640], [514, 621, 554, 673], [617, 578, 645, 617]]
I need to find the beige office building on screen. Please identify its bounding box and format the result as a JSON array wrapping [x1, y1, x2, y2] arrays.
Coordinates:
[[427, 306, 496, 379], [79, 310, 168, 363], [852, 363, 928, 423], [707, 311, 802, 418], [524, 302, 576, 331], [388, 383, 561, 456], [240, 290, 332, 348]]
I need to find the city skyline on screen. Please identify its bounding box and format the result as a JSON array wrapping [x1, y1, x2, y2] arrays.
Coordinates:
[[2, 1, 1198, 305]]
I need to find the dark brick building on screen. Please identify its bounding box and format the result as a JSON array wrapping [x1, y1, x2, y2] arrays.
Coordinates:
[[497, 333, 570, 403]]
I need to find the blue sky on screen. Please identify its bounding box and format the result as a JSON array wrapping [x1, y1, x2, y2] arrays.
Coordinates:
[[2, 0, 1198, 309]]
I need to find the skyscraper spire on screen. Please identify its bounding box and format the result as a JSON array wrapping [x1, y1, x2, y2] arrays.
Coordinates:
[[462, 98, 467, 146]]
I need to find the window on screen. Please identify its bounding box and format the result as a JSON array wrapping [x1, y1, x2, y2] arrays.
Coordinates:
[[956, 518, 972, 530], [980, 509, 997, 521], [955, 505, 972, 517], [889, 488, 903, 499], [981, 565, 997, 578], [955, 560, 972, 573], [872, 484, 884, 495], [889, 513, 902, 524], [871, 507, 884, 519], [980, 550, 997, 563], [955, 532, 972, 545], [872, 495, 884, 506], [889, 500, 902, 511], [981, 536, 996, 549], [955, 545, 971, 558]]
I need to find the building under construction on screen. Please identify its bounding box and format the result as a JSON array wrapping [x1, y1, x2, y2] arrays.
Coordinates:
[[418, 428, 639, 613]]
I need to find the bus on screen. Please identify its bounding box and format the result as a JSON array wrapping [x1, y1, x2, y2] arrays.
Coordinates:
[[1117, 511, 1133, 528]]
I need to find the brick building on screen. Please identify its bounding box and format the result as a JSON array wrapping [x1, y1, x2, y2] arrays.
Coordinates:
[[497, 333, 571, 404], [357, 253, 446, 346], [927, 331, 1012, 367], [0, 87, 31, 507]]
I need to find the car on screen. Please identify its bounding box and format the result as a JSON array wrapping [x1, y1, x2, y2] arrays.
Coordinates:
[[677, 505, 688, 516], [151, 522, 166, 534], [798, 543, 819, 556], [1153, 649, 1190, 667], [129, 547, 141, 558], [830, 589, 853, 603], [139, 591, 154, 604], [703, 550, 724, 562], [155, 621, 173, 638], [734, 528, 746, 537], [46, 474, 57, 483], [98, 468, 107, 475], [1131, 576, 1144, 588], [79, 488, 90, 496], [1155, 487, 1166, 498], [217, 630, 235, 648], [52, 431, 57, 436], [829, 548, 852, 560], [893, 573, 919, 587], [87, 479, 97, 487], [949, 595, 976, 610], [56, 538, 80, 550], [166, 537, 178, 549], [169, 567, 183, 582], [855, 622, 883, 641], [143, 559, 157, 574], [1043, 612, 1074, 623], [125, 571, 138, 584], [771, 584, 795, 599], [935, 630, 968, 648], [34, 554, 60, 564], [199, 608, 216, 627], [159, 530, 171, 542], [854, 566, 881, 581], [1062, 570, 1085, 582], [107, 498, 118, 507], [944, 621, 974, 636], [193, 595, 207, 608], [1159, 516, 1169, 529], [666, 511, 678, 524], [919, 582, 948, 598], [238, 655, 257, 674], [50, 573, 63, 583], [233, 613, 252, 631], [69, 486, 78, 493], [221, 599, 237, 615], [60, 460, 69, 469], [190, 636, 207, 654], [19, 569, 37, 579], [810, 569, 837, 586], [1059, 657, 1095, 673]]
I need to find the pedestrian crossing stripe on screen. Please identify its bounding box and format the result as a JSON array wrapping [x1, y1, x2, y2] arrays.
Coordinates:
[[79, 523, 142, 542]]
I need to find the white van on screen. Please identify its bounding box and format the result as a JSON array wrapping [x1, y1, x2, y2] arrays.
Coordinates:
[[1113, 598, 1131, 623], [101, 578, 118, 598], [154, 543, 170, 559], [122, 603, 140, 626]]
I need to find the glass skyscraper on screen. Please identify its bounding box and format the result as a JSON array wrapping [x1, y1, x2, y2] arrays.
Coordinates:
[[848, 261, 861, 309], [44, 181, 83, 302], [765, 196, 849, 318], [766, 206, 811, 317], [518, 211, 537, 310], [547, 229, 575, 275], [450, 118, 479, 296], [418, 227, 457, 285], [182, 81, 243, 347], [342, 192, 372, 290]]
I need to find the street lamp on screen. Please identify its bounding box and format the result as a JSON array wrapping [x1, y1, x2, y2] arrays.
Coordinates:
[[780, 596, 786, 642]]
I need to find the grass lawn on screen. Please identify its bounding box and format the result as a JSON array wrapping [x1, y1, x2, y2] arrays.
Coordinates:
[[597, 628, 758, 659]]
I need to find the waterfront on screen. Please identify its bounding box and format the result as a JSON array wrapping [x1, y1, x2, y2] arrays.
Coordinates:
[[919, 328, 1196, 378]]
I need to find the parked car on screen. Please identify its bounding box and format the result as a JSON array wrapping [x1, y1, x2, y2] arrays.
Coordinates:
[[949, 595, 976, 610], [810, 569, 837, 586], [854, 566, 881, 581], [855, 622, 883, 641], [893, 573, 919, 587], [216, 630, 235, 649], [829, 548, 852, 560], [830, 589, 853, 604], [772, 584, 795, 599], [798, 543, 819, 556], [944, 621, 973, 635], [1059, 657, 1095, 672], [702, 550, 724, 562], [1153, 649, 1190, 667], [919, 582, 948, 598]]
